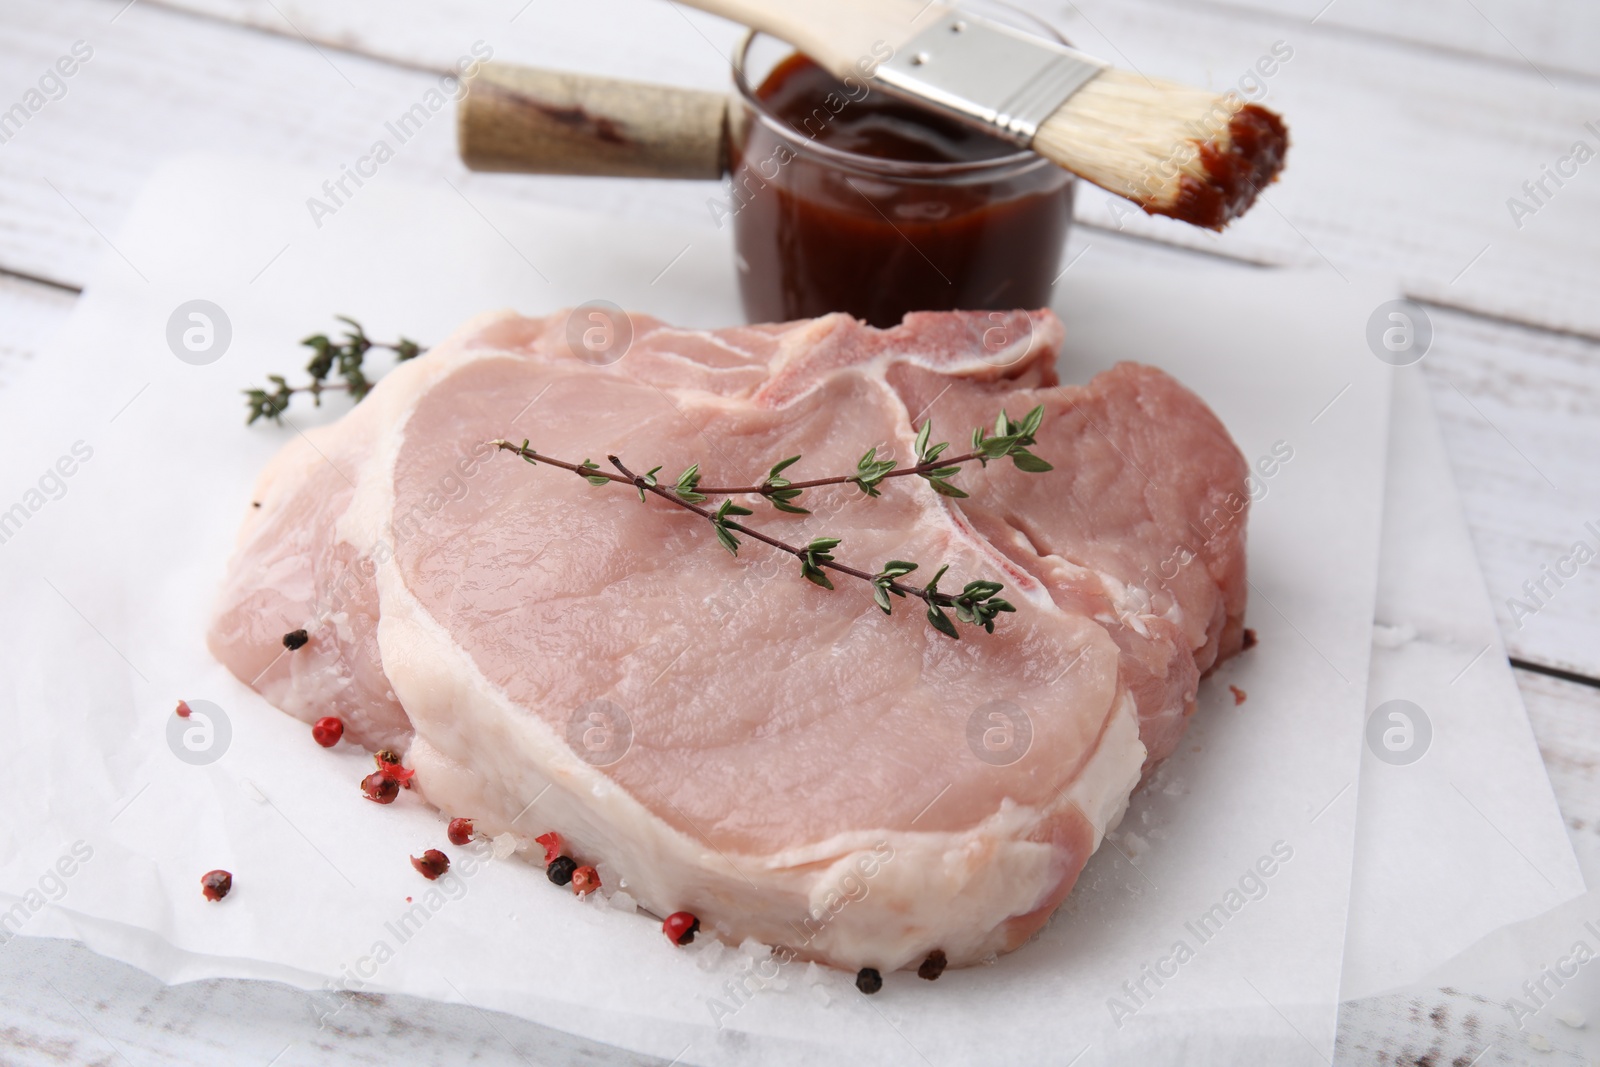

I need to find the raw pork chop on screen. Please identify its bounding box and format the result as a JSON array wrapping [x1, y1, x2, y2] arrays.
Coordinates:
[[209, 308, 1248, 973]]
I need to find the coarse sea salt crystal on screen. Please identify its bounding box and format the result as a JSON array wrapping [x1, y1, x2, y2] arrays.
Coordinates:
[[1557, 1008, 1586, 1028], [809, 982, 832, 1007], [608, 891, 637, 914], [1527, 1032, 1552, 1052], [695, 938, 727, 971], [739, 937, 770, 959], [491, 833, 518, 860]]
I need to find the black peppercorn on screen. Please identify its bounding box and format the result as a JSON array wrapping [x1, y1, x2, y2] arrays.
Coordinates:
[[282, 629, 309, 650], [917, 950, 947, 981], [855, 967, 882, 995], [547, 855, 578, 886]]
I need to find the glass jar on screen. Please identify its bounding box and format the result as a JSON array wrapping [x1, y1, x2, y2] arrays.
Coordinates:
[[725, 5, 1075, 328]]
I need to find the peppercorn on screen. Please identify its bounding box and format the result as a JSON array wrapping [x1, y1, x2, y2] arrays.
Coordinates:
[[917, 950, 947, 981], [547, 856, 578, 886], [374, 750, 415, 788], [856, 967, 883, 995], [362, 771, 399, 804], [201, 869, 232, 902], [570, 865, 600, 896], [175, 701, 192, 718], [662, 912, 700, 946], [535, 831, 564, 865], [410, 849, 450, 880], [282, 629, 309, 650], [312, 716, 343, 747], [447, 818, 474, 846]]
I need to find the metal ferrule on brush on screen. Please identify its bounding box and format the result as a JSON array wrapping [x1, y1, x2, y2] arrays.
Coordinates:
[[874, 12, 1107, 146]]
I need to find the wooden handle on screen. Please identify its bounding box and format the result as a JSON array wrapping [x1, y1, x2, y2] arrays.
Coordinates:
[[678, 0, 933, 78], [458, 64, 729, 179]]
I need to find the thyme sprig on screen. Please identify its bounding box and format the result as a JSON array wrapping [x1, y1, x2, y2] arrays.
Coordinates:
[[245, 316, 425, 424], [488, 406, 1053, 638]]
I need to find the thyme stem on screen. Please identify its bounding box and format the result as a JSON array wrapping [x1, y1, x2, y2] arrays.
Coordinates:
[[690, 452, 989, 496], [605, 456, 953, 612]]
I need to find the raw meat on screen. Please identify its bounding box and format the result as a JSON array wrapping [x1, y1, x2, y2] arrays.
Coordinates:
[[209, 307, 1248, 973]]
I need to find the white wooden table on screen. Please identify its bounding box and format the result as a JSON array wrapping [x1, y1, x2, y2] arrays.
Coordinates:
[[1, 0, 1596, 1062]]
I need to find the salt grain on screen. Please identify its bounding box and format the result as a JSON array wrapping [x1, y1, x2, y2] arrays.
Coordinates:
[[1556, 1008, 1586, 1028], [1527, 1032, 1552, 1052], [695, 938, 727, 970], [739, 937, 770, 959], [491, 833, 518, 860], [608, 891, 637, 914]]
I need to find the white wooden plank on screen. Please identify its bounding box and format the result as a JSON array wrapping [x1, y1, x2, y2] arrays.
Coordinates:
[[1517, 669, 1600, 886], [0, 275, 77, 391], [0, 934, 649, 1066], [95, 0, 1600, 345], [1156, 0, 1600, 81], [1423, 309, 1600, 682], [0, 0, 740, 295]]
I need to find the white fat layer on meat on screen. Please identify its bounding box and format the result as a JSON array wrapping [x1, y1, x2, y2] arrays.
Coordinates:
[[281, 308, 1150, 972]]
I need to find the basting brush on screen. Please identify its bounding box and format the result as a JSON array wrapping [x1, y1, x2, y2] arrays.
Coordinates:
[[675, 0, 1289, 229]]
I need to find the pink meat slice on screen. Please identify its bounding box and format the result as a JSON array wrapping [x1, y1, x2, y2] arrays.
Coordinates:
[[208, 307, 1248, 973]]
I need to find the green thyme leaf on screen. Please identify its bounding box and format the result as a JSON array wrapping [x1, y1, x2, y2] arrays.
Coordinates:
[[800, 559, 834, 590], [872, 583, 893, 614], [674, 463, 706, 503], [1011, 449, 1053, 473]]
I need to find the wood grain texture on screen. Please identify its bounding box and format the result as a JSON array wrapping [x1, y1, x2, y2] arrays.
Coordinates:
[[1157, 0, 1600, 81], [0, 935, 656, 1067], [1518, 669, 1600, 886], [1422, 309, 1600, 682], [0, 275, 76, 392], [459, 64, 728, 179]]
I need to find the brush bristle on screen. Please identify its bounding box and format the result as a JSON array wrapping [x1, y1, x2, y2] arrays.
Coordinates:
[[1032, 69, 1288, 230]]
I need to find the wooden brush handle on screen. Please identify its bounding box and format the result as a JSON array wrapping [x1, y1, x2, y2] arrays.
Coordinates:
[[679, 0, 936, 79], [458, 63, 729, 179]]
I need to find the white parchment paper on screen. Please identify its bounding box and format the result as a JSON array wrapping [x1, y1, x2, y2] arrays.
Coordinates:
[[1340, 367, 1585, 1001], [0, 156, 1395, 1065]]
